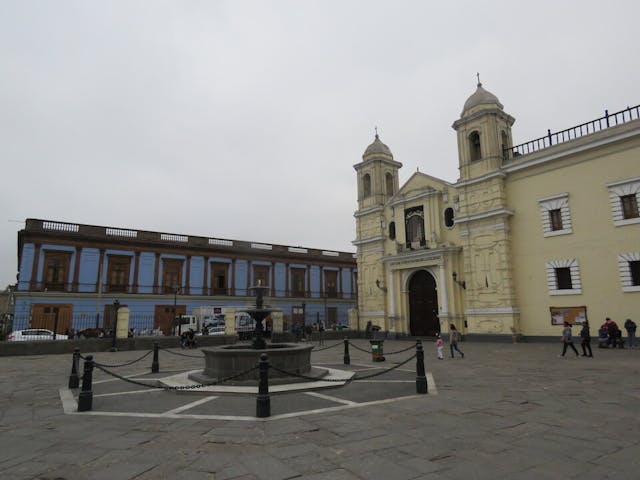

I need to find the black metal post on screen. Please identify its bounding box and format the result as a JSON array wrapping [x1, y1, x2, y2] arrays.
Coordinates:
[[68, 348, 80, 389], [53, 307, 59, 340], [256, 353, 271, 418], [110, 299, 120, 352], [343, 337, 350, 365], [415, 340, 428, 394], [77, 355, 94, 411], [151, 341, 159, 373]]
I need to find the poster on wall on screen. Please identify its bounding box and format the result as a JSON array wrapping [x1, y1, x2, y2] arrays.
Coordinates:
[[550, 306, 587, 326]]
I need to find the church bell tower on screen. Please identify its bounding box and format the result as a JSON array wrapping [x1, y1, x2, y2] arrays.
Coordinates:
[[353, 132, 402, 330]]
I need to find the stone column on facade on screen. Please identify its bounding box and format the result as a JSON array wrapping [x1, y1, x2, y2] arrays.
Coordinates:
[[72, 246, 82, 292], [438, 262, 448, 318], [247, 260, 252, 295], [115, 307, 130, 339], [203, 257, 209, 296], [224, 311, 236, 335], [132, 252, 140, 294], [96, 249, 105, 294], [285, 263, 289, 297], [387, 268, 395, 332], [152, 253, 160, 294], [230, 259, 236, 296], [30, 243, 41, 290], [184, 255, 191, 295], [270, 263, 275, 296], [271, 310, 283, 333], [348, 308, 359, 331]]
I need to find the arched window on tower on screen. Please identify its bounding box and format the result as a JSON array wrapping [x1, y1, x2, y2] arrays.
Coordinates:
[[389, 221, 396, 240], [363, 173, 371, 198], [469, 131, 482, 161], [385, 172, 394, 196], [501, 130, 509, 162], [444, 207, 455, 228]]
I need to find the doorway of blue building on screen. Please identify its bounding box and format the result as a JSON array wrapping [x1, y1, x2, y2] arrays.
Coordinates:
[[408, 270, 440, 336], [154, 305, 186, 336]]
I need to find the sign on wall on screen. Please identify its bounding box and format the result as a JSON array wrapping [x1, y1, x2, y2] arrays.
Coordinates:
[[550, 306, 587, 326]]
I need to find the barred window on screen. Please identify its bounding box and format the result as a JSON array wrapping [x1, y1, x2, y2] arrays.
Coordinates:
[[549, 209, 563, 231], [555, 267, 572, 290], [621, 195, 639, 219], [538, 193, 572, 237]]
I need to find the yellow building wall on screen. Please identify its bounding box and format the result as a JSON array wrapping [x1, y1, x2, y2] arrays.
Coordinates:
[[507, 133, 640, 336]]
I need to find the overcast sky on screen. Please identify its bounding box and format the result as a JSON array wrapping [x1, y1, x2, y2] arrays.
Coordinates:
[[1, 0, 639, 287]]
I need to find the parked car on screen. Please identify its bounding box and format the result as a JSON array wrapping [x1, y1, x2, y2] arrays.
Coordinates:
[[7, 329, 69, 341]]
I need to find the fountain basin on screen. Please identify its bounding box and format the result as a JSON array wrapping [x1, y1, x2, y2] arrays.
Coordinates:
[[193, 343, 314, 383]]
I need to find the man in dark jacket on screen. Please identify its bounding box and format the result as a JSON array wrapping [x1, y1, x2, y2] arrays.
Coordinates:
[[624, 318, 636, 348], [580, 321, 593, 357]]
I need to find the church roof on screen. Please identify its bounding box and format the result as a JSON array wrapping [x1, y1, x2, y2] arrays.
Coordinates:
[[363, 133, 393, 159], [462, 82, 503, 115]]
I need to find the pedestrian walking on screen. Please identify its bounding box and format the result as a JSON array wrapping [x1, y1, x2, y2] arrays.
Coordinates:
[[318, 320, 325, 346], [561, 322, 579, 357], [580, 321, 593, 357], [624, 318, 636, 348], [449, 324, 464, 358], [435, 333, 444, 360]]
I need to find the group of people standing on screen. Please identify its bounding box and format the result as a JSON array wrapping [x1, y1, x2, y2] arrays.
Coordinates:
[[561, 317, 637, 357]]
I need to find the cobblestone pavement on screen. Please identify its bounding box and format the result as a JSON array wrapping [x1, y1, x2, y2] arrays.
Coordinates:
[[1, 339, 639, 479]]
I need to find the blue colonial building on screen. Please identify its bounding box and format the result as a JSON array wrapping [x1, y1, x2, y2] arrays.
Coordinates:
[[14, 219, 357, 335]]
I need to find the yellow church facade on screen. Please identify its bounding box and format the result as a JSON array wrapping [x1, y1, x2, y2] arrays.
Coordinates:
[[353, 83, 640, 340]]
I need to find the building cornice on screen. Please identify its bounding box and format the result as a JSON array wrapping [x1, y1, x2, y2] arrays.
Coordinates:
[[502, 125, 640, 174], [353, 157, 403, 171], [352, 236, 384, 247], [354, 206, 384, 218], [383, 245, 461, 267], [455, 171, 507, 188], [455, 208, 514, 225], [389, 188, 441, 207]]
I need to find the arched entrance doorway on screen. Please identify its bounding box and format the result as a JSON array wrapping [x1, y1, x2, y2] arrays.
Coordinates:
[[408, 270, 440, 336]]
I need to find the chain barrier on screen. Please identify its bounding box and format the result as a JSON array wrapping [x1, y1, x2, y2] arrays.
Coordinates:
[[92, 363, 260, 391], [352, 353, 416, 380], [347, 341, 373, 354], [377, 343, 417, 355], [158, 347, 204, 358], [346, 340, 416, 356], [311, 341, 343, 352], [268, 365, 355, 383], [269, 352, 417, 383], [79, 350, 153, 368]]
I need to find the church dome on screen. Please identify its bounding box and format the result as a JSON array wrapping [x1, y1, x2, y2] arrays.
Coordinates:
[[363, 134, 393, 159], [462, 82, 503, 115]]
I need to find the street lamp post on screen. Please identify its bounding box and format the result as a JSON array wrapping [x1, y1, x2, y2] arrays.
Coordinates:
[[110, 299, 120, 352]]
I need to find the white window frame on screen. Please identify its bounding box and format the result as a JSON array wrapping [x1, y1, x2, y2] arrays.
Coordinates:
[[538, 193, 572, 237], [618, 252, 640, 292], [545, 259, 582, 295], [607, 177, 640, 227]]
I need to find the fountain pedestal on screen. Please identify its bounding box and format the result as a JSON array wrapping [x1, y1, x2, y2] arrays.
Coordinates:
[[191, 343, 314, 383]]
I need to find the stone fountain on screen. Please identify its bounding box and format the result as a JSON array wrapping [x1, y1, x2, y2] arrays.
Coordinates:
[[189, 284, 323, 384]]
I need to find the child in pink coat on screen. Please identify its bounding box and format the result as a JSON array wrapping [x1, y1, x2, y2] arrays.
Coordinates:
[[436, 333, 444, 360]]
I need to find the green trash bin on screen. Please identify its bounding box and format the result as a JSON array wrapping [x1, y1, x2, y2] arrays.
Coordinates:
[[370, 339, 385, 362]]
